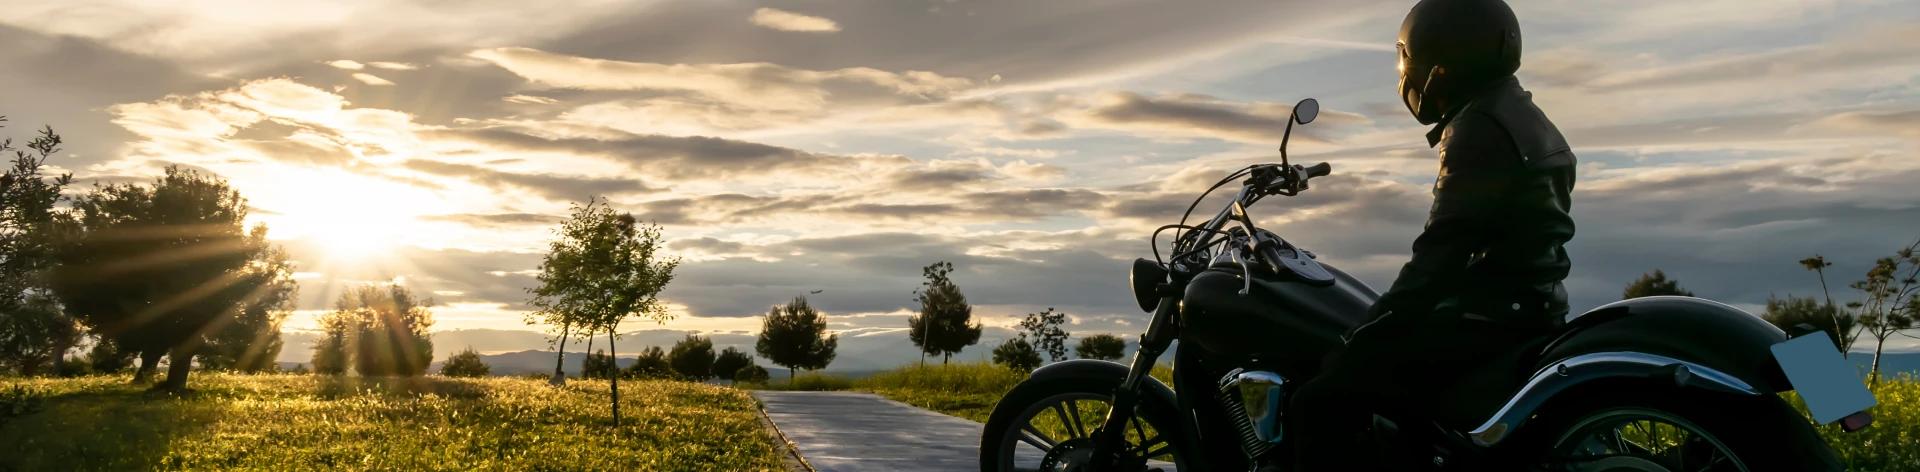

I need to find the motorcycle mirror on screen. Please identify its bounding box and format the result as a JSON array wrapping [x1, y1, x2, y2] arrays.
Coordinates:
[[1292, 98, 1319, 125]]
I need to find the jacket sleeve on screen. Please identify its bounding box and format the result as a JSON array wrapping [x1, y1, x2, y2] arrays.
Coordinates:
[[1370, 113, 1519, 318]]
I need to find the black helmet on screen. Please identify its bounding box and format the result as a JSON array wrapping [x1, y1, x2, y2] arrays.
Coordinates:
[[1397, 0, 1521, 124]]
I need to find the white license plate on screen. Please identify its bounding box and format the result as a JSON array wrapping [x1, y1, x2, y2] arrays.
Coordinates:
[[1770, 333, 1876, 424]]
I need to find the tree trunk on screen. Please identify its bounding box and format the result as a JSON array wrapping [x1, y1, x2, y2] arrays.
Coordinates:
[[550, 323, 571, 386], [133, 349, 163, 384], [789, 367, 796, 382], [1870, 336, 1886, 388], [608, 328, 621, 429], [1815, 270, 1848, 357], [943, 353, 950, 364], [49, 337, 69, 376], [583, 335, 596, 378], [159, 346, 193, 392]]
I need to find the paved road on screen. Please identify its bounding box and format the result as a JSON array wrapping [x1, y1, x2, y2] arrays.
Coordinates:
[[755, 391, 982, 472]]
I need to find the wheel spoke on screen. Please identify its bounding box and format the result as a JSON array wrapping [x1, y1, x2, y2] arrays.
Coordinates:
[[1055, 402, 1086, 439], [1020, 424, 1059, 450]]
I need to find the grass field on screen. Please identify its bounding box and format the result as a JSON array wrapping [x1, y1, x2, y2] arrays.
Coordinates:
[[0, 374, 785, 471]]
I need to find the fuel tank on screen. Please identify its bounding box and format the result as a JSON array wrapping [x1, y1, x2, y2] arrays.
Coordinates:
[[1179, 261, 1378, 378]]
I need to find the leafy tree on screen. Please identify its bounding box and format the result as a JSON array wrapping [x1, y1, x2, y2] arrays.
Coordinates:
[[1848, 239, 1920, 386], [908, 261, 981, 364], [1763, 295, 1853, 352], [711, 346, 753, 383], [625, 345, 673, 379], [525, 198, 678, 427], [733, 364, 770, 385], [992, 338, 1042, 372], [756, 296, 838, 381], [668, 334, 716, 381], [1622, 270, 1693, 299], [582, 350, 618, 380], [288, 363, 310, 375], [312, 285, 435, 377], [0, 122, 77, 376], [52, 166, 285, 392], [440, 347, 491, 377], [1017, 307, 1070, 363], [197, 245, 297, 373], [1075, 334, 1127, 361]]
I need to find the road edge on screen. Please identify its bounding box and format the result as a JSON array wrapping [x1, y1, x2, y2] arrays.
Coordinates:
[[754, 395, 816, 472]]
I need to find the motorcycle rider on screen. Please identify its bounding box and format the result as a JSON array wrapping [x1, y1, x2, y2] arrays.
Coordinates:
[[1287, 0, 1577, 469]]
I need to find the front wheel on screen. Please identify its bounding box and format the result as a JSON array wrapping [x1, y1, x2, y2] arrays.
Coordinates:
[[1513, 386, 1842, 472], [980, 375, 1195, 472]]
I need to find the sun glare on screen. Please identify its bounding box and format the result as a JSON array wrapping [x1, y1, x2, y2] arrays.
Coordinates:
[[253, 168, 437, 264]]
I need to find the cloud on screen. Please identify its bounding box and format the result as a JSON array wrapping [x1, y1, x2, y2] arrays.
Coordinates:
[[403, 159, 653, 200], [750, 8, 840, 33], [1070, 92, 1366, 144], [350, 72, 395, 86], [367, 61, 418, 70], [326, 59, 365, 70], [502, 94, 558, 105]]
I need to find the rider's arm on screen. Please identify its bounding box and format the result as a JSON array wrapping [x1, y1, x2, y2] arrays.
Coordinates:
[[1370, 112, 1520, 318]]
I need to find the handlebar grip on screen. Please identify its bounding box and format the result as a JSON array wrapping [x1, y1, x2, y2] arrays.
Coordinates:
[[1303, 162, 1332, 178]]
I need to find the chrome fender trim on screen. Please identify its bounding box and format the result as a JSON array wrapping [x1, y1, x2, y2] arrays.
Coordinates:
[[1468, 351, 1761, 446]]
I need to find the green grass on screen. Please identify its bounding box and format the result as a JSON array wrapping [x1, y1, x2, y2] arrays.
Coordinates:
[[0, 373, 785, 471], [756, 371, 855, 392]]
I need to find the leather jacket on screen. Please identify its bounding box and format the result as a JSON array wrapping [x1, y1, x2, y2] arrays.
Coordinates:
[[1371, 75, 1576, 325]]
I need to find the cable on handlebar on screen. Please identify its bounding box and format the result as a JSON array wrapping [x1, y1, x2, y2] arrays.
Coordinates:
[[1172, 165, 1256, 245], [1151, 223, 1237, 267]]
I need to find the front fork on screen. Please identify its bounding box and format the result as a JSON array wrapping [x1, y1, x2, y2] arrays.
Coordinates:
[[1090, 296, 1181, 468]]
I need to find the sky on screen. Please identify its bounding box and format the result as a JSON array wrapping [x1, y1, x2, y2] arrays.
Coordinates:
[[3, 0, 1918, 360]]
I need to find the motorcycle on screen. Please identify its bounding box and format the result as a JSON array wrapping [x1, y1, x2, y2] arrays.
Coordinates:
[[978, 98, 1878, 471]]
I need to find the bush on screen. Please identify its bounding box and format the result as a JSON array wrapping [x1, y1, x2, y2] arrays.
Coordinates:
[[668, 335, 715, 381], [733, 364, 770, 385], [769, 372, 853, 391], [440, 348, 491, 378], [1075, 334, 1127, 360], [0, 384, 46, 426], [712, 347, 752, 382], [582, 350, 617, 380], [288, 364, 310, 375], [624, 346, 673, 379], [991, 338, 1042, 372]]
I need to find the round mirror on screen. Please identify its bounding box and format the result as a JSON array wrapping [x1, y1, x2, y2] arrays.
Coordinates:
[[1293, 98, 1319, 125]]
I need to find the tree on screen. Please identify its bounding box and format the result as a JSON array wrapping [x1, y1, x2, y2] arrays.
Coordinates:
[[0, 122, 78, 376], [1798, 255, 1851, 356], [756, 296, 838, 380], [711, 346, 753, 383], [625, 345, 673, 379], [1018, 307, 1071, 363], [525, 198, 679, 427], [582, 350, 618, 379], [734, 364, 770, 385], [668, 334, 716, 381], [992, 338, 1043, 372], [86, 337, 134, 374], [52, 166, 285, 392], [197, 245, 297, 373], [312, 285, 435, 376], [1848, 239, 1920, 386], [909, 261, 982, 364], [441, 347, 491, 377], [1076, 334, 1127, 361], [1622, 270, 1693, 299], [1763, 295, 1854, 352]]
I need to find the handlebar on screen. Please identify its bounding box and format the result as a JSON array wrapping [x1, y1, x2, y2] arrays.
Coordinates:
[[1302, 162, 1331, 179]]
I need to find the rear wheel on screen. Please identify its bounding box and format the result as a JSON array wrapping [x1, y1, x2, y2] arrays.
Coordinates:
[[1515, 386, 1841, 472], [980, 376, 1194, 472]]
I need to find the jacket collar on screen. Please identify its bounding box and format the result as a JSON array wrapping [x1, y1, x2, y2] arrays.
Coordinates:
[[1424, 75, 1521, 148]]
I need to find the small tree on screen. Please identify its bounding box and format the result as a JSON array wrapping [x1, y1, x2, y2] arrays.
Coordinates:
[[1763, 295, 1854, 352], [314, 285, 435, 377], [625, 346, 673, 379], [441, 347, 491, 377], [1622, 270, 1693, 299], [733, 364, 770, 385], [1076, 334, 1127, 361], [1798, 255, 1852, 356], [0, 122, 77, 376], [711, 346, 753, 383], [525, 198, 679, 427], [909, 261, 982, 364], [992, 338, 1042, 372], [582, 350, 618, 379], [1848, 239, 1920, 386], [668, 334, 717, 381], [1018, 307, 1071, 363], [756, 296, 838, 380]]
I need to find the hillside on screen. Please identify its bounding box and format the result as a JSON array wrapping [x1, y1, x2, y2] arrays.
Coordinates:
[[0, 374, 784, 471]]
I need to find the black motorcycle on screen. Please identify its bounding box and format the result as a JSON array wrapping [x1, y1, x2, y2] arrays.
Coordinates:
[[978, 98, 1878, 471]]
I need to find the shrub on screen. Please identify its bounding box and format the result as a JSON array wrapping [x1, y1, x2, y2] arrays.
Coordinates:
[[668, 335, 715, 381], [582, 350, 618, 379], [625, 346, 673, 379], [733, 364, 770, 385], [712, 347, 752, 382], [991, 338, 1042, 372], [0, 384, 46, 426], [773, 372, 853, 391], [440, 348, 491, 378], [1075, 334, 1127, 361]]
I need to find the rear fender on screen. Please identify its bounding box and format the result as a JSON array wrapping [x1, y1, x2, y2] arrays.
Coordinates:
[[1469, 296, 1790, 446]]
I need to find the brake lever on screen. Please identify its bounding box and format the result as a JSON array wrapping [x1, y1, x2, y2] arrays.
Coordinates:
[[1234, 245, 1255, 296]]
